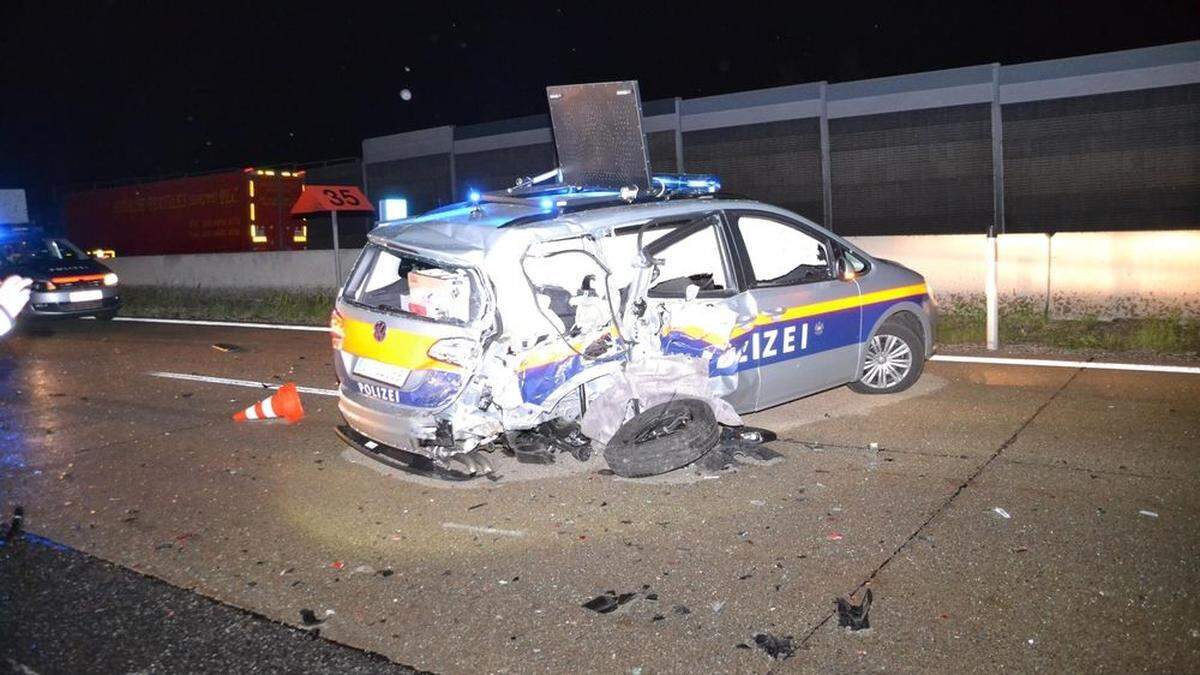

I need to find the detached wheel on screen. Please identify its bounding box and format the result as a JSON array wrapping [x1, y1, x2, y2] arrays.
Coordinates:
[[603, 398, 720, 478], [848, 321, 924, 395]]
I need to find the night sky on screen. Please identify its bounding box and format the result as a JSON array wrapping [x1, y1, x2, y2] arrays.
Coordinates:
[[2, 1, 1196, 225]]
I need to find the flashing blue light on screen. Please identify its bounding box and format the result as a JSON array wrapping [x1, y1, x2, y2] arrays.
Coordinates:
[[468, 190, 482, 204], [539, 197, 554, 211], [652, 173, 721, 195]]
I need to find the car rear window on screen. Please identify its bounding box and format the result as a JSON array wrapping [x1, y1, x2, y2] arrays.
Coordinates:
[[342, 244, 479, 325]]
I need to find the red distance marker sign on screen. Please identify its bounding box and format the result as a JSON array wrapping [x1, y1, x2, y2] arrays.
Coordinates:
[[291, 185, 375, 215]]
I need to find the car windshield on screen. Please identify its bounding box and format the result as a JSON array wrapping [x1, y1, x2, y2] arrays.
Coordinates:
[[1, 236, 87, 265]]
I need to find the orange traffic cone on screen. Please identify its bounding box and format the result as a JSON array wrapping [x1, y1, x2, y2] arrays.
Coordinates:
[[233, 382, 305, 423]]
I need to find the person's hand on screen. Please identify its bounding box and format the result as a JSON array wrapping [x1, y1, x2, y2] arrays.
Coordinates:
[[0, 275, 33, 336]]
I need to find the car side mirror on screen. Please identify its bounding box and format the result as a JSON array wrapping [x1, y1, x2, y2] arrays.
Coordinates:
[[836, 257, 856, 281]]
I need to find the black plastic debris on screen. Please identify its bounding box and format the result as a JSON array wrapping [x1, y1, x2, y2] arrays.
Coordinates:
[[835, 589, 873, 631], [582, 590, 640, 614], [2, 505, 24, 542], [752, 632, 795, 660], [698, 426, 784, 472], [211, 343, 243, 353], [299, 609, 325, 626], [508, 419, 593, 464], [672, 605, 691, 616]]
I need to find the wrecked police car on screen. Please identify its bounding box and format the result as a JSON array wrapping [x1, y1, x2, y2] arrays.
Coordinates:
[[332, 183, 934, 479], [332, 81, 934, 480]]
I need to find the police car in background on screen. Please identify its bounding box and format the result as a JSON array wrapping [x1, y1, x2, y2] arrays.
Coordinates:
[[0, 226, 122, 320]]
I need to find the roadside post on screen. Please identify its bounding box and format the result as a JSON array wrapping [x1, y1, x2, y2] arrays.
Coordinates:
[[290, 185, 374, 289], [987, 62, 1004, 351]]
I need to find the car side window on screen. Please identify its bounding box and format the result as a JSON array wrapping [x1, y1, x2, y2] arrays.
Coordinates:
[[602, 218, 733, 298], [735, 215, 833, 286]]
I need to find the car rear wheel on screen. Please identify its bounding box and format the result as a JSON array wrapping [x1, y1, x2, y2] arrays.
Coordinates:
[[848, 321, 924, 395]]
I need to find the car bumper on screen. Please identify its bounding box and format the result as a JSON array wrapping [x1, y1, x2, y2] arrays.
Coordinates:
[[338, 390, 444, 457], [26, 287, 122, 317]]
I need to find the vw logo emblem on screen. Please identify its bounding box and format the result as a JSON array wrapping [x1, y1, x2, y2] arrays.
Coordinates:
[[373, 321, 387, 342], [814, 321, 825, 336]]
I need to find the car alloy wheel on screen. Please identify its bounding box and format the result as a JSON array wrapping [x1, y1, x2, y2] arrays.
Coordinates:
[[861, 333, 913, 389]]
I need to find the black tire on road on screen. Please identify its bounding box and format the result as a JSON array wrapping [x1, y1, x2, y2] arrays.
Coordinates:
[[848, 320, 924, 395], [603, 398, 721, 478]]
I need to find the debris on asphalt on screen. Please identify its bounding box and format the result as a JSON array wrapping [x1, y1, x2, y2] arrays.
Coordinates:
[[299, 609, 325, 626], [2, 505, 24, 542], [826, 531, 844, 541], [467, 502, 487, 511], [581, 590, 639, 614], [835, 589, 873, 631], [1138, 510, 1159, 518], [710, 601, 725, 614], [672, 605, 691, 616], [329, 561, 345, 570], [992, 507, 1012, 519], [751, 632, 795, 660], [211, 343, 243, 353]]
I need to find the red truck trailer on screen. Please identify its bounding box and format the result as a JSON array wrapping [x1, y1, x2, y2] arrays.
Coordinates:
[[65, 168, 309, 256]]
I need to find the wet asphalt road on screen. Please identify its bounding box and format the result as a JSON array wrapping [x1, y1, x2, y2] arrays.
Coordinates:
[[1, 320, 1198, 673], [0, 532, 419, 674]]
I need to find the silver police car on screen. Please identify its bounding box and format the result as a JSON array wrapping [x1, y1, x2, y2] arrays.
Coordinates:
[[332, 178, 935, 477], [0, 227, 122, 320]]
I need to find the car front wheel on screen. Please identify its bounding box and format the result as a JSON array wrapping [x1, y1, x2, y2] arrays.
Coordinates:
[[848, 321, 924, 394]]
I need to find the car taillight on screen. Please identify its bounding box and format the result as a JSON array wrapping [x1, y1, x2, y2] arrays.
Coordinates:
[[427, 337, 479, 367], [330, 309, 345, 350]]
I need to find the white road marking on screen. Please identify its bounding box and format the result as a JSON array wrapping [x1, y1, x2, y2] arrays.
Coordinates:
[[115, 316, 328, 332], [930, 354, 1200, 375], [148, 371, 339, 397], [441, 522, 527, 538]]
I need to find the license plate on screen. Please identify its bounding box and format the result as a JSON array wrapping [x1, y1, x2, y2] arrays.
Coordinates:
[[353, 357, 410, 388], [68, 289, 103, 302]]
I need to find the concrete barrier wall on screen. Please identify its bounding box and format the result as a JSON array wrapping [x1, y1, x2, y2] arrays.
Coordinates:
[[108, 249, 365, 291], [848, 230, 1200, 317], [108, 230, 1200, 318]]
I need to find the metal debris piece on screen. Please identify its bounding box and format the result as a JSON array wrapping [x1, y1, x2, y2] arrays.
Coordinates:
[[2, 505, 24, 542], [835, 589, 873, 631], [299, 609, 325, 627], [1138, 510, 1159, 518], [992, 507, 1012, 519], [752, 632, 795, 660], [211, 343, 243, 353]]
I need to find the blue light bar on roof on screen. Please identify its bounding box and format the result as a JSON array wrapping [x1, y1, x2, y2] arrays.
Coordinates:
[[651, 173, 721, 195]]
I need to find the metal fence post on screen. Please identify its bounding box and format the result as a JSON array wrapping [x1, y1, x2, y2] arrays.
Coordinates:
[[448, 126, 457, 200], [819, 82, 833, 231], [986, 63, 1005, 351], [674, 97, 684, 173]]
